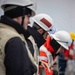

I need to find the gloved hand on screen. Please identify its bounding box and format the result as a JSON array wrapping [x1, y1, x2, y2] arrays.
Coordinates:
[[40, 61, 50, 72], [53, 69, 58, 75]]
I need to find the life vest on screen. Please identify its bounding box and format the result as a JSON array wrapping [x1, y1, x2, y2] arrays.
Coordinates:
[[28, 35, 39, 65], [39, 36, 57, 75], [39, 66, 53, 75], [28, 36, 39, 75]]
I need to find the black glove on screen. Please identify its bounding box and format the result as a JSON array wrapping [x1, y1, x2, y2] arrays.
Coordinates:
[[53, 70, 58, 75]]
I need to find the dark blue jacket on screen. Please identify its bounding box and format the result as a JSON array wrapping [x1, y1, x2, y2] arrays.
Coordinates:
[[0, 16, 37, 75]]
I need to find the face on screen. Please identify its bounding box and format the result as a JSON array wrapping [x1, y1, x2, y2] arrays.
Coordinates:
[[14, 14, 31, 30], [23, 15, 31, 29], [56, 46, 65, 54], [43, 32, 48, 39], [37, 28, 44, 34], [60, 46, 66, 52], [37, 28, 48, 39]]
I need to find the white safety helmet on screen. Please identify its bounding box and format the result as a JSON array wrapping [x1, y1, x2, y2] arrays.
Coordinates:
[[1, 0, 37, 16], [51, 30, 72, 50], [32, 13, 56, 34]]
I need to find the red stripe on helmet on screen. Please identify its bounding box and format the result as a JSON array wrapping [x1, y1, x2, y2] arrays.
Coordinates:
[[40, 18, 52, 27]]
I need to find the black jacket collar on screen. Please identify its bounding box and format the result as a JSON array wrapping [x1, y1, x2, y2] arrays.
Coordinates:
[[0, 15, 30, 39], [28, 26, 46, 48]]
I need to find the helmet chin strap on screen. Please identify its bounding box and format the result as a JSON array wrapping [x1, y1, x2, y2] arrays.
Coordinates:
[[21, 16, 25, 26], [21, 7, 26, 26], [21, 5, 32, 26]]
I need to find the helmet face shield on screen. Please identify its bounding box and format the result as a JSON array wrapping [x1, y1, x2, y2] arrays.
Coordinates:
[[33, 22, 41, 30]]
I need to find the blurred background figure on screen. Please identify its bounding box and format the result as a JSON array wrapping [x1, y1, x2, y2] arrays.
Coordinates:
[[65, 32, 75, 75], [39, 30, 72, 75]]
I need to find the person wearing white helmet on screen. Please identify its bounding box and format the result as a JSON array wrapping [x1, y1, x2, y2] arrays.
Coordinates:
[[61, 32, 75, 75], [39, 30, 72, 75], [0, 0, 37, 75], [28, 13, 56, 48], [27, 13, 56, 75]]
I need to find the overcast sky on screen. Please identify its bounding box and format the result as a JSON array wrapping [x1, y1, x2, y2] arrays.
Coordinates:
[[36, 0, 75, 33], [0, 0, 75, 33]]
